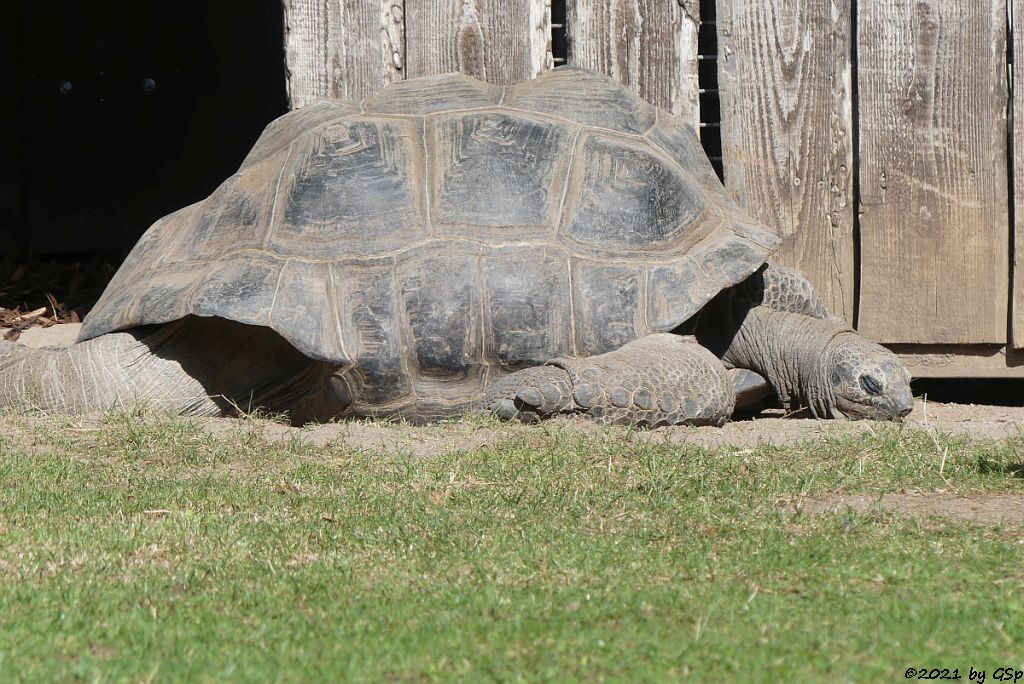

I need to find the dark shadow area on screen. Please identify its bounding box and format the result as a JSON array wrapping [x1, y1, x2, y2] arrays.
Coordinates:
[[0, 255, 116, 331], [2, 0, 288, 258], [912, 378, 1024, 406], [551, 0, 567, 67], [135, 316, 346, 425], [697, 0, 722, 180]]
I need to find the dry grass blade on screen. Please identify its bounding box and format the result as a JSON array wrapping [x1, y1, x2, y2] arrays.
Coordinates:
[[45, 293, 61, 319]]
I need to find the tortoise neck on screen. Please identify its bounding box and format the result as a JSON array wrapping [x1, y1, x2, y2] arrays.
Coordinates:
[[716, 306, 851, 414]]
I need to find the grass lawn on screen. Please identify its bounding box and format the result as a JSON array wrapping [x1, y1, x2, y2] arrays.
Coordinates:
[[0, 412, 1021, 682]]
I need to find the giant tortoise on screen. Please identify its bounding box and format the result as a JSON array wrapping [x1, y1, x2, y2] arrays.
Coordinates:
[[0, 68, 913, 425]]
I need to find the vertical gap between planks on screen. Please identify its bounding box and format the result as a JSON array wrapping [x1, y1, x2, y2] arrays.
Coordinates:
[[1007, 0, 1017, 346], [402, 0, 409, 82], [850, 0, 862, 330], [551, 0, 567, 65], [698, 0, 723, 181]]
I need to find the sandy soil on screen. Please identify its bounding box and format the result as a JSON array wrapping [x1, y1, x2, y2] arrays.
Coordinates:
[[779, 493, 1024, 527], [276, 398, 1024, 454]]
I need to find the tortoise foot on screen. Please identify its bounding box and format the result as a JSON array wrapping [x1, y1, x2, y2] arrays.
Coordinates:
[[482, 366, 574, 423]]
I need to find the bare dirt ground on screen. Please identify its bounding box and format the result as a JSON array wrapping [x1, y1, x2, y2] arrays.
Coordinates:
[[258, 398, 1024, 453], [778, 493, 1024, 527], [6, 398, 1023, 457]]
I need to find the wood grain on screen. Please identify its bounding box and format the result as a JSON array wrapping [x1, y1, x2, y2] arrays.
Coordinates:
[[1013, 0, 1024, 349], [893, 345, 1024, 378], [858, 0, 1008, 344], [405, 0, 551, 83], [565, 0, 700, 128], [282, 0, 404, 107], [716, 0, 855, 323]]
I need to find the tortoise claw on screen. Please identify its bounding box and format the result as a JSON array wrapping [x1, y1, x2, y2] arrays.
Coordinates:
[[482, 366, 574, 422], [515, 380, 571, 414]]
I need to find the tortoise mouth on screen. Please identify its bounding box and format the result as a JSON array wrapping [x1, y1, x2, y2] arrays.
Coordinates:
[[834, 394, 912, 422], [833, 397, 873, 420]]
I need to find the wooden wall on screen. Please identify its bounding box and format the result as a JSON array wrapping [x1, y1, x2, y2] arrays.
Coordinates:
[[1013, 0, 1024, 350], [566, 0, 701, 128], [717, 0, 1016, 375], [282, 0, 553, 107], [717, 0, 855, 323], [282, 0, 700, 122], [283, 0, 1022, 375]]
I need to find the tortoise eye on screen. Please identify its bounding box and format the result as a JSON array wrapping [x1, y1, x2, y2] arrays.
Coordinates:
[[859, 375, 883, 395]]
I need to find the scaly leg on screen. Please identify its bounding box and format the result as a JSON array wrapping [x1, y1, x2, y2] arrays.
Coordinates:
[[483, 334, 735, 426]]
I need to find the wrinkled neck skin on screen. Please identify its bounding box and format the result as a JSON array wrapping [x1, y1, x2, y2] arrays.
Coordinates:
[[715, 305, 849, 416]]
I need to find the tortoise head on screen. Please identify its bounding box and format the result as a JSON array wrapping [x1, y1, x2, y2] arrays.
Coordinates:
[[811, 333, 914, 420]]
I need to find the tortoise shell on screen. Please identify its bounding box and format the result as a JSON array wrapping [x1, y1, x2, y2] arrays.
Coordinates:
[[81, 67, 780, 416]]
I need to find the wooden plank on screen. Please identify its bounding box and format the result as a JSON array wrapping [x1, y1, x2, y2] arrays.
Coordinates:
[[858, 0, 1008, 344], [405, 0, 551, 84], [893, 346, 1024, 378], [565, 0, 700, 129], [282, 0, 404, 108], [1013, 0, 1024, 349], [716, 0, 855, 323]]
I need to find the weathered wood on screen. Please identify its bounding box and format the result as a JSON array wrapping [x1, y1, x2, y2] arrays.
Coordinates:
[[1013, 0, 1024, 349], [282, 0, 404, 108], [565, 0, 701, 129], [405, 0, 551, 83], [857, 0, 1008, 344], [716, 0, 855, 323], [894, 346, 1024, 378]]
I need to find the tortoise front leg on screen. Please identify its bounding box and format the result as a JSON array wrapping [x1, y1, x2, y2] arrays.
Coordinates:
[[483, 334, 735, 426]]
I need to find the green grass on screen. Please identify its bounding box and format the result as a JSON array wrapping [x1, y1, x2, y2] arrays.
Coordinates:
[[0, 414, 1022, 682]]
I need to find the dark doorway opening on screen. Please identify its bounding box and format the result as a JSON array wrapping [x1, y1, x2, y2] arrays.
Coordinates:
[[2, 0, 288, 257]]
